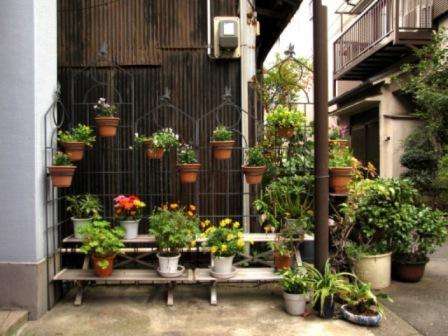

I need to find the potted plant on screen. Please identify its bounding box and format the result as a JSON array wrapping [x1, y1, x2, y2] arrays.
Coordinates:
[[48, 152, 76, 188], [242, 146, 267, 185], [134, 128, 179, 160], [281, 268, 311, 316], [66, 194, 102, 239], [329, 125, 349, 149], [340, 280, 392, 327], [93, 97, 119, 137], [58, 124, 95, 162], [270, 236, 294, 271], [114, 195, 146, 240], [266, 105, 305, 139], [391, 205, 447, 282], [149, 206, 199, 277], [306, 261, 353, 319], [329, 146, 354, 194], [210, 125, 235, 160], [202, 218, 245, 278], [78, 220, 125, 277], [177, 144, 201, 184]]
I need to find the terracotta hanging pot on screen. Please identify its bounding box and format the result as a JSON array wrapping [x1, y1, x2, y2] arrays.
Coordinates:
[[94, 116, 120, 137], [144, 141, 164, 160], [274, 252, 292, 271], [277, 127, 295, 139], [62, 141, 85, 162], [329, 139, 349, 149], [92, 254, 115, 277], [242, 165, 267, 185], [48, 166, 76, 188], [329, 167, 353, 194], [178, 163, 201, 184], [211, 140, 235, 160], [392, 257, 428, 283]]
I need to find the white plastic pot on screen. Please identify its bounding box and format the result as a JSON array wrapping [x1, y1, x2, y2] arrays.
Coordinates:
[[157, 253, 181, 274], [120, 220, 140, 240], [212, 255, 235, 274], [72, 217, 92, 239], [283, 292, 307, 316], [354, 252, 392, 289]]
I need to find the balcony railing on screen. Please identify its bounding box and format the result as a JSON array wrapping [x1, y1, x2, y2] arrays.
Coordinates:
[[334, 0, 433, 79]]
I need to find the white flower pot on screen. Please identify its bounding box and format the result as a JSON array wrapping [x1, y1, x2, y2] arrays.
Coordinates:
[[72, 217, 92, 239], [157, 253, 181, 274], [283, 292, 308, 316], [212, 255, 235, 274], [120, 220, 140, 240], [354, 252, 392, 289]]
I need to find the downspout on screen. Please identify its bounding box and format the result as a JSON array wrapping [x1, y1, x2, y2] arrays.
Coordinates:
[[207, 0, 212, 56]]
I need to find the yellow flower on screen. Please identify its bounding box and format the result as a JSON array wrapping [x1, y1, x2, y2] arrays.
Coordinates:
[[237, 239, 245, 248], [237, 232, 243, 238], [219, 219, 227, 227], [190, 240, 196, 247], [233, 221, 240, 228], [221, 244, 228, 252], [210, 246, 218, 254], [226, 233, 234, 241]]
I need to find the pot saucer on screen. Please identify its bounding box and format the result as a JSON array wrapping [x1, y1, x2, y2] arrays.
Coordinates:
[[209, 266, 237, 279], [157, 265, 185, 278]]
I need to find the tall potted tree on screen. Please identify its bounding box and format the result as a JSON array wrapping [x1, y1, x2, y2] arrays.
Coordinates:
[[210, 125, 235, 160], [177, 144, 201, 184], [242, 146, 267, 185], [48, 152, 76, 188], [114, 195, 146, 240], [58, 124, 95, 162], [93, 98, 119, 137], [78, 220, 125, 277], [66, 194, 102, 239]]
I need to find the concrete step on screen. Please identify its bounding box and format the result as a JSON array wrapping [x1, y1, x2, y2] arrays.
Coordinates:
[[0, 311, 28, 336]]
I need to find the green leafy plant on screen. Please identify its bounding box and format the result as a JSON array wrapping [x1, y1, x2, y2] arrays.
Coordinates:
[[202, 218, 245, 257], [149, 208, 200, 255], [78, 220, 125, 258], [93, 98, 118, 117], [211, 125, 233, 141], [269, 235, 294, 257], [266, 105, 306, 130], [134, 128, 179, 150], [329, 125, 349, 141], [66, 194, 102, 219], [245, 146, 266, 167], [281, 268, 310, 295], [53, 152, 73, 166], [329, 146, 354, 168], [58, 124, 96, 147], [177, 144, 198, 164]]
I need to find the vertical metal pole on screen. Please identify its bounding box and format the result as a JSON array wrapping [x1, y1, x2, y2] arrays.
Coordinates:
[[313, 1, 329, 272]]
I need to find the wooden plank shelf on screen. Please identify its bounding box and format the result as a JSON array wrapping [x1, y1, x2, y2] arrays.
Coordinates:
[[329, 192, 348, 198], [194, 267, 281, 283]]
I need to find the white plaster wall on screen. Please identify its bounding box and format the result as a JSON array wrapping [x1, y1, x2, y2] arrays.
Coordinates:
[[0, 0, 57, 262]]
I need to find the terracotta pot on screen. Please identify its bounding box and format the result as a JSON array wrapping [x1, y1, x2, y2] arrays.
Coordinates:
[[48, 166, 76, 188], [178, 163, 201, 184], [242, 165, 267, 185], [94, 116, 120, 137], [392, 258, 428, 283], [211, 140, 235, 160], [329, 167, 353, 194], [92, 255, 115, 278], [274, 252, 292, 271], [329, 139, 349, 149], [62, 141, 85, 162], [277, 127, 295, 138], [146, 146, 164, 160]]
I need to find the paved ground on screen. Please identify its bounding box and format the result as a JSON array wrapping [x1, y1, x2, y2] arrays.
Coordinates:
[[17, 284, 382, 336], [383, 243, 448, 336]]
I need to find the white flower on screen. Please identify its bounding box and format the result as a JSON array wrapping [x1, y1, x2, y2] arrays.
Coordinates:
[[94, 105, 98, 109], [104, 103, 110, 108], [99, 98, 106, 102], [135, 132, 139, 138]]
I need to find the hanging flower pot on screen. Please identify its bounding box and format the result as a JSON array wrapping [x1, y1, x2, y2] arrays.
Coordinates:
[[242, 165, 267, 185], [211, 140, 235, 160], [145, 141, 165, 160], [49, 152, 76, 188], [242, 146, 267, 185], [58, 124, 95, 162], [329, 167, 353, 194], [92, 254, 116, 277], [178, 163, 201, 184], [329, 139, 349, 149], [93, 98, 119, 137], [277, 127, 295, 139], [62, 141, 85, 162]]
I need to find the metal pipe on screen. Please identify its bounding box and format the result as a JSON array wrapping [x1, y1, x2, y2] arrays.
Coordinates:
[[207, 0, 212, 56], [313, 1, 329, 273]]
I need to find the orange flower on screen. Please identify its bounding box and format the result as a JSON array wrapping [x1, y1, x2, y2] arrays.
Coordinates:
[[170, 203, 179, 210], [189, 204, 196, 212], [187, 211, 194, 217]]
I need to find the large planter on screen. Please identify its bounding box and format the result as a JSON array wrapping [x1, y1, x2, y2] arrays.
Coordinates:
[[329, 167, 353, 194], [62, 141, 85, 162], [120, 220, 140, 240], [354, 252, 392, 289], [92, 254, 115, 278], [283, 292, 307, 316], [274, 252, 292, 271], [314, 295, 334, 319], [340, 304, 382, 327], [72, 217, 92, 239], [242, 165, 267, 185], [94, 116, 120, 137], [157, 253, 181, 275], [212, 255, 234, 275], [211, 140, 235, 160], [48, 166, 76, 188], [178, 163, 201, 184], [277, 127, 295, 139], [144, 141, 164, 160], [392, 257, 429, 283]]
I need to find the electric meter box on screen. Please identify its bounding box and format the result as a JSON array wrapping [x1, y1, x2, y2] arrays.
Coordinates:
[[213, 17, 240, 59]]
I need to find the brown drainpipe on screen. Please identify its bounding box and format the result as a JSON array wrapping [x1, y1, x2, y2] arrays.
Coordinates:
[[313, 1, 329, 272]]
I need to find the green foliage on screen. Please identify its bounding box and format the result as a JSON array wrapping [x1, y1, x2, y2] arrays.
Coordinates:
[[58, 124, 96, 147], [281, 268, 310, 295], [53, 151, 73, 166], [202, 218, 245, 257], [66, 194, 102, 219], [78, 220, 125, 257], [93, 98, 118, 117], [245, 146, 266, 167], [329, 146, 354, 168], [211, 125, 233, 141], [329, 126, 349, 140], [344, 241, 386, 261], [134, 128, 179, 150], [149, 208, 200, 254], [177, 144, 198, 164], [269, 237, 293, 256], [266, 105, 306, 130]]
